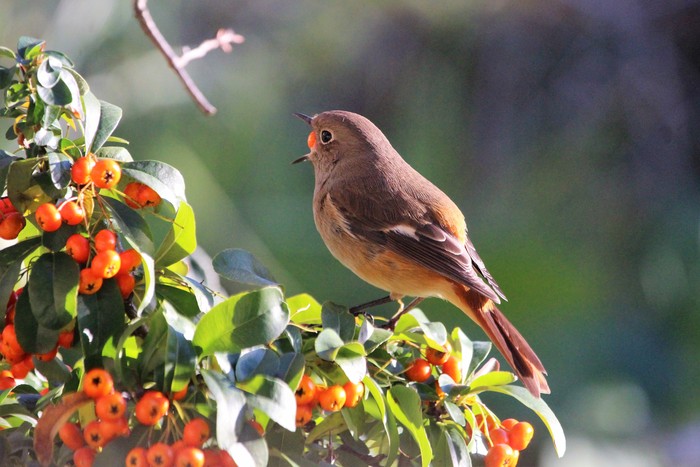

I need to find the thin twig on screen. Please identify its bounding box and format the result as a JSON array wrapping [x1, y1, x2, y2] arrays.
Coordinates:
[[133, 0, 245, 115]]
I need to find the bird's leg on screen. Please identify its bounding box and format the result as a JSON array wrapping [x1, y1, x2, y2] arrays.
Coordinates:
[[349, 295, 393, 316], [383, 297, 425, 330]]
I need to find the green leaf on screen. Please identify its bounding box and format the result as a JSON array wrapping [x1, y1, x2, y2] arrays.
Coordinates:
[[275, 352, 304, 386], [363, 377, 398, 466], [33, 357, 71, 384], [433, 424, 471, 467], [487, 385, 567, 457], [0, 66, 17, 89], [466, 341, 492, 378], [17, 37, 44, 61], [0, 237, 41, 320], [321, 302, 355, 342], [28, 252, 79, 330], [153, 202, 196, 268], [193, 287, 289, 358], [306, 411, 347, 443], [47, 153, 72, 189], [95, 146, 132, 162], [122, 160, 186, 209], [336, 346, 367, 384], [452, 328, 474, 379], [77, 279, 126, 368], [394, 310, 447, 348], [387, 386, 433, 467], [0, 46, 16, 59], [444, 401, 466, 426], [102, 196, 154, 255], [212, 248, 277, 288], [235, 348, 280, 381], [162, 320, 196, 394], [202, 370, 268, 467], [91, 100, 122, 153], [37, 79, 73, 106], [8, 158, 49, 215], [360, 319, 392, 354], [14, 286, 59, 354], [314, 330, 367, 382], [155, 281, 201, 318], [37, 56, 62, 88], [287, 293, 322, 325], [238, 374, 296, 431], [468, 371, 516, 391], [82, 91, 101, 153]]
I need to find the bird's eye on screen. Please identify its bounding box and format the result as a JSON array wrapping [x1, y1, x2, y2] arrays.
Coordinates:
[[321, 130, 333, 144]]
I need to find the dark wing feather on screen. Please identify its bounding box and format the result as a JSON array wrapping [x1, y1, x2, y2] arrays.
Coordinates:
[[382, 223, 503, 303]]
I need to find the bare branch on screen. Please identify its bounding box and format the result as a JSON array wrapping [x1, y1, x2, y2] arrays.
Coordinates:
[[133, 0, 244, 115]]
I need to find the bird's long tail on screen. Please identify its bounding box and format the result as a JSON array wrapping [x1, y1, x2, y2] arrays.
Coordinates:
[[450, 284, 550, 398]]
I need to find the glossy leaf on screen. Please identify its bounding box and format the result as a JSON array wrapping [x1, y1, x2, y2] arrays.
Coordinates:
[[82, 91, 100, 152], [321, 302, 355, 342], [433, 424, 471, 467], [77, 279, 126, 368], [14, 285, 59, 354], [28, 252, 79, 330], [238, 373, 296, 431], [288, 293, 322, 325], [0, 237, 41, 318], [387, 386, 433, 467], [153, 201, 196, 267], [90, 100, 122, 152], [212, 248, 277, 288], [193, 287, 289, 358]]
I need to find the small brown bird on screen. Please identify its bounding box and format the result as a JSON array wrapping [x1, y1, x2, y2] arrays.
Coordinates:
[[293, 110, 549, 398]]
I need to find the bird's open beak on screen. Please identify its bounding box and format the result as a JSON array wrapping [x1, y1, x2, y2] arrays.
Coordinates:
[[292, 154, 310, 164], [293, 112, 313, 125], [292, 112, 313, 164]]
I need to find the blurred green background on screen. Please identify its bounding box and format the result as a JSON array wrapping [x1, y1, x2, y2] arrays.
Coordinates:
[[3, 1, 700, 465]]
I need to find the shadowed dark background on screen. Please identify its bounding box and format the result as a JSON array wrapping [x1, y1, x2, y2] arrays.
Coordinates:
[[2, 1, 700, 465]]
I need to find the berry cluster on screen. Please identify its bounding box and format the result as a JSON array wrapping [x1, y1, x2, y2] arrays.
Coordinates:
[[474, 414, 534, 467], [0, 289, 74, 378], [58, 368, 236, 467], [405, 342, 462, 385], [294, 374, 365, 427]]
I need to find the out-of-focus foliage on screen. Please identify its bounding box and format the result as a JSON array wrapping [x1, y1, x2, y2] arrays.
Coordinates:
[[2, 1, 700, 465]]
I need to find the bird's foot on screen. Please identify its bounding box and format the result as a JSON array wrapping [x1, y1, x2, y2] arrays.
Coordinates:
[[349, 295, 393, 316]]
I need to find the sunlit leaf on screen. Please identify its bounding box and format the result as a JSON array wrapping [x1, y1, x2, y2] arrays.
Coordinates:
[[212, 248, 277, 288], [387, 386, 432, 467], [193, 287, 289, 358]]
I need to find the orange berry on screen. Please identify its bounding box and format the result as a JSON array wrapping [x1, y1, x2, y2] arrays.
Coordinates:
[[501, 418, 518, 430], [95, 392, 127, 420], [82, 368, 114, 399], [66, 234, 90, 264], [183, 417, 210, 447], [295, 404, 313, 427], [91, 249, 121, 279], [59, 200, 85, 225], [35, 345, 58, 362], [59, 421, 85, 450], [135, 390, 169, 425], [90, 159, 121, 189], [489, 427, 510, 447], [425, 342, 451, 365], [73, 446, 96, 467], [441, 355, 462, 383], [118, 249, 141, 275], [58, 329, 75, 348], [123, 182, 142, 208], [35, 203, 61, 232], [83, 420, 105, 449], [171, 383, 189, 401], [115, 272, 135, 299], [137, 184, 161, 208], [294, 374, 317, 406], [94, 229, 117, 251], [71, 156, 96, 185], [79, 268, 103, 294], [485, 443, 517, 467], [0, 212, 25, 240], [126, 446, 148, 467], [342, 381, 364, 408], [175, 446, 205, 467], [147, 442, 174, 467], [405, 358, 432, 382], [307, 131, 316, 149], [98, 416, 129, 441], [318, 385, 346, 412], [508, 421, 534, 451]]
